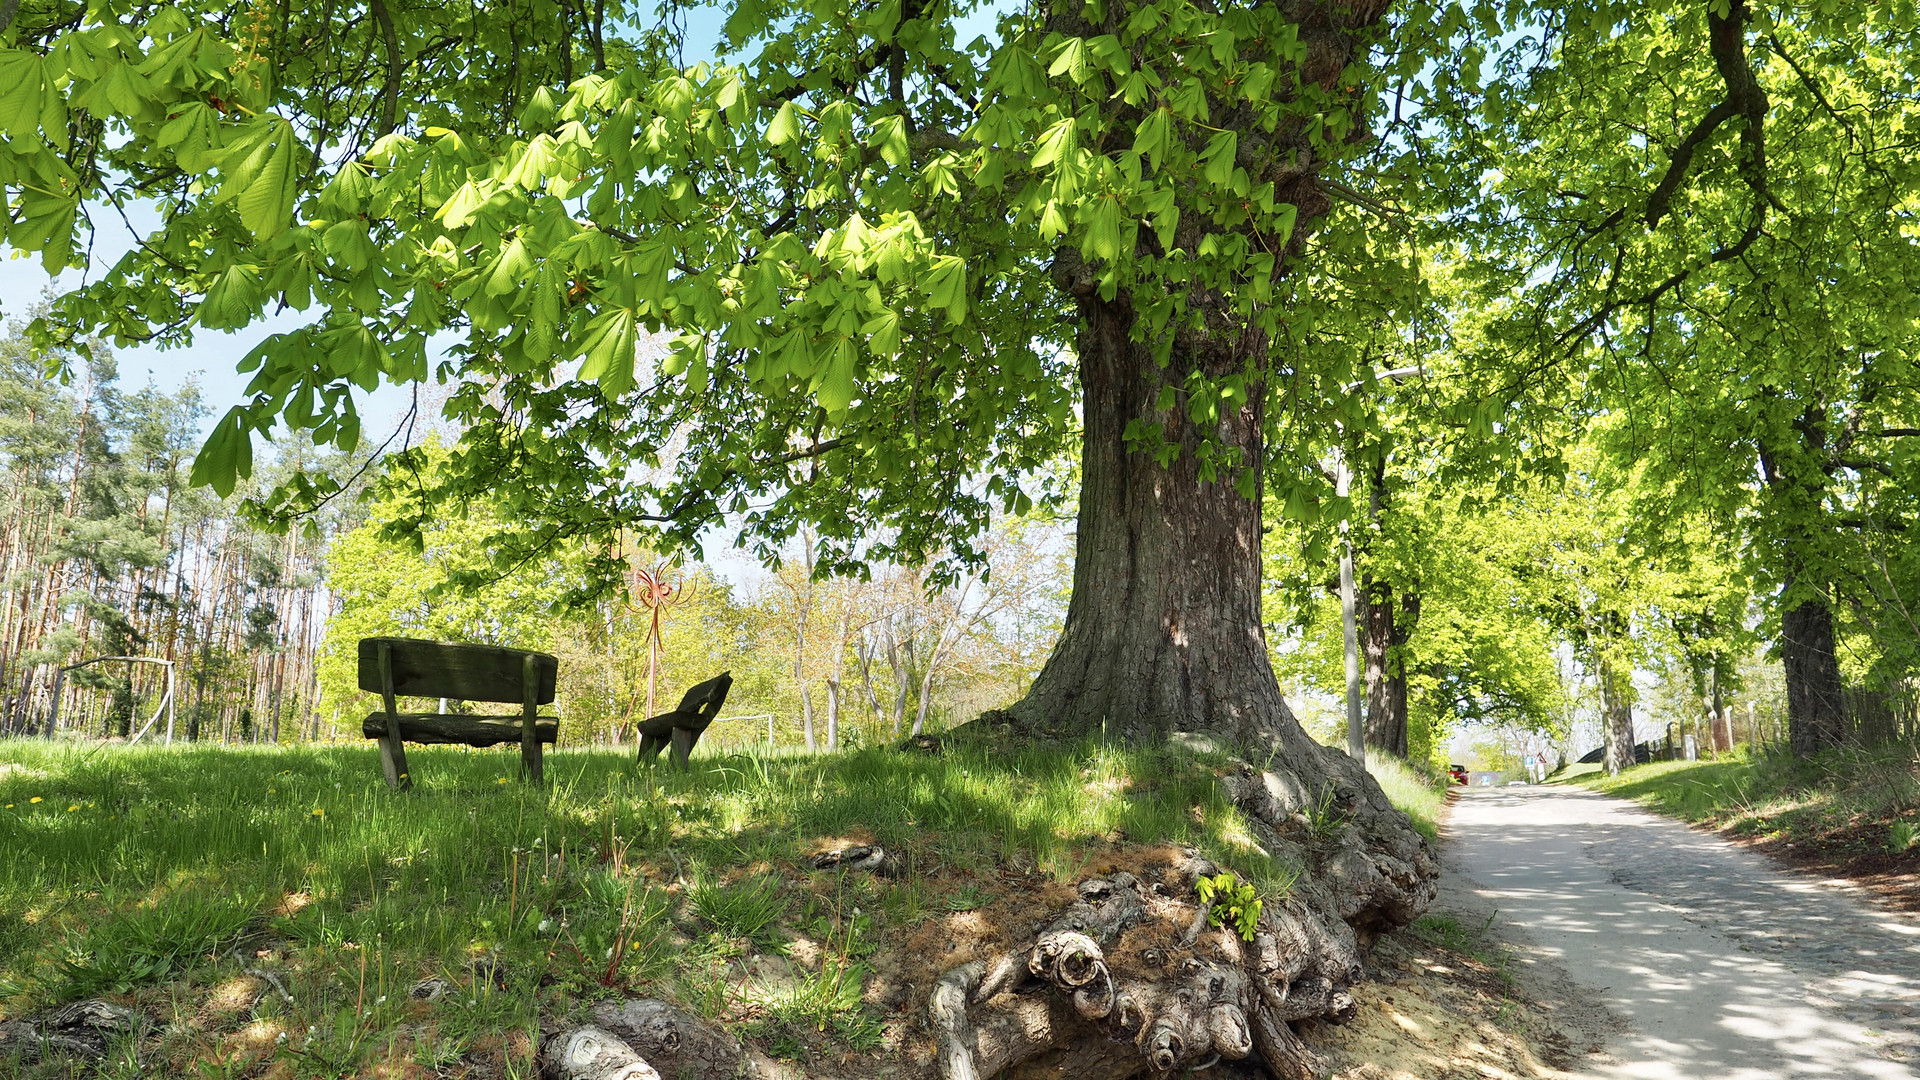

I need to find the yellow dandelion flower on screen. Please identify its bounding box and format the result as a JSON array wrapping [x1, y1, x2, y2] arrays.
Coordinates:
[[312, 808, 324, 817], [496, 777, 509, 785], [30, 796, 42, 804], [67, 804, 79, 812]]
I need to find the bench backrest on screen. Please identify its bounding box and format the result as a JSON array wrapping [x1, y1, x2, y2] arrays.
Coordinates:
[[357, 637, 558, 705], [671, 671, 732, 723]]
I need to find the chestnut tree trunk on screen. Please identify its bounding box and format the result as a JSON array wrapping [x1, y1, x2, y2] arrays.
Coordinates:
[[1781, 589, 1847, 755], [967, 2, 1439, 1071]]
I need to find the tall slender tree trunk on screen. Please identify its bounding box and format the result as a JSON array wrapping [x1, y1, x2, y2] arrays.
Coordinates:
[[1386, 593, 1418, 760], [856, 630, 886, 725], [1760, 416, 1850, 757], [883, 617, 911, 737], [823, 603, 848, 751], [1708, 659, 1733, 755]]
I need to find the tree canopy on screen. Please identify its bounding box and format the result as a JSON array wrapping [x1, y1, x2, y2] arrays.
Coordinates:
[[5, 0, 1920, 758]]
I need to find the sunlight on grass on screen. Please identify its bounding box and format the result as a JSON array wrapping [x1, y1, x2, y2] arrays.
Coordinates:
[[1568, 745, 1920, 851], [0, 738, 1288, 1006], [1367, 756, 1449, 842], [0, 734, 1452, 1075]]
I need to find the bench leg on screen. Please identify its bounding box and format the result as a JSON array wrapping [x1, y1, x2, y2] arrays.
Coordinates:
[[521, 726, 543, 784], [378, 736, 412, 790], [670, 727, 695, 770], [519, 654, 543, 785], [636, 732, 664, 762]]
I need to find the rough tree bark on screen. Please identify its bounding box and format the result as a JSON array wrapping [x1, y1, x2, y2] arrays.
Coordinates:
[[1000, 0, 1393, 751], [1759, 412, 1850, 757], [930, 838, 1430, 1080], [960, 5, 1437, 1074], [1781, 589, 1847, 755], [1362, 580, 1399, 757], [1597, 653, 1636, 776]]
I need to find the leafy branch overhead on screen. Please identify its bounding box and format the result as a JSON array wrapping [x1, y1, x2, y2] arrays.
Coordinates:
[[0, 0, 1444, 578]]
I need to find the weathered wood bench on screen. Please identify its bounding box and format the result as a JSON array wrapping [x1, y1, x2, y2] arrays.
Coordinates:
[[358, 637, 559, 789], [634, 671, 732, 769]]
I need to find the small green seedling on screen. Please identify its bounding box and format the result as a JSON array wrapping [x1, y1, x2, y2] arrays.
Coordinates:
[[1195, 872, 1262, 942], [1889, 819, 1919, 854]]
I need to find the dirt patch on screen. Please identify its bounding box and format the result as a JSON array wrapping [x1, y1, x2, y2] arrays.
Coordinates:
[[1313, 931, 1576, 1080]]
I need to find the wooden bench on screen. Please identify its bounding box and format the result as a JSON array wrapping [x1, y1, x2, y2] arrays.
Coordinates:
[[358, 637, 559, 789], [634, 671, 732, 768]]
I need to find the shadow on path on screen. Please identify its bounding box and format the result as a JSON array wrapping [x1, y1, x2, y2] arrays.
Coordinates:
[[1448, 785, 1919, 1080]]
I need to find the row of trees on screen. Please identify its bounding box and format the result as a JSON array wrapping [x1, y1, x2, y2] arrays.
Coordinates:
[[0, 327, 349, 745], [2, 0, 1915, 797], [1267, 341, 1920, 776], [0, 342, 1066, 749], [312, 450, 1071, 749]]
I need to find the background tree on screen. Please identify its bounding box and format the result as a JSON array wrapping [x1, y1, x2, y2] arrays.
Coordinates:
[[1426, 1, 1920, 757]]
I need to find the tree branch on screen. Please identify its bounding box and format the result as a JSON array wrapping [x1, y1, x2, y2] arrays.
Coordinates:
[[368, 0, 402, 137]]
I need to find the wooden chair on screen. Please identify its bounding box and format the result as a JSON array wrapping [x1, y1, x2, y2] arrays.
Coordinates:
[[634, 671, 733, 769], [357, 637, 559, 789]]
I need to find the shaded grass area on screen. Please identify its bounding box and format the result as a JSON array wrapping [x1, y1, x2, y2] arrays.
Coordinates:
[[0, 733, 1345, 1076], [1561, 745, 1920, 874]]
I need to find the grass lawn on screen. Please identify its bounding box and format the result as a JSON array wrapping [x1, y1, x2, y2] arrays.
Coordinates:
[[1559, 745, 1920, 885], [0, 734, 1450, 1078]]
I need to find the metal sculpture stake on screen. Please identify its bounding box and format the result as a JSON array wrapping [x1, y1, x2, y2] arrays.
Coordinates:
[[621, 558, 695, 728]]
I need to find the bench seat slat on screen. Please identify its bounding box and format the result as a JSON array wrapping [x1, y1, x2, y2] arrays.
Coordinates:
[[362, 712, 558, 748]]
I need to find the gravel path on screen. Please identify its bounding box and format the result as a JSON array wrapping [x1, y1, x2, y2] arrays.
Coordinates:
[[1447, 784, 1920, 1079]]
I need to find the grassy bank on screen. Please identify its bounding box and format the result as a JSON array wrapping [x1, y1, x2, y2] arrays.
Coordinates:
[[0, 734, 1443, 1077], [1562, 745, 1920, 872], [1366, 755, 1449, 842]]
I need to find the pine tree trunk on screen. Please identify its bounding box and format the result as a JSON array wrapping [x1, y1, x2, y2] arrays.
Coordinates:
[[1782, 590, 1847, 755]]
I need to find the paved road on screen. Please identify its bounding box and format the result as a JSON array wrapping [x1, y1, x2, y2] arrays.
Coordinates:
[[1448, 784, 1920, 1079]]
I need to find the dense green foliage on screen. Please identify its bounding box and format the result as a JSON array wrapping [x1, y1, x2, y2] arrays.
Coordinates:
[[4, 0, 1920, 760]]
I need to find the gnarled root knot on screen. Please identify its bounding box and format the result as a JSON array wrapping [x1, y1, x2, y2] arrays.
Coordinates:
[[930, 850, 1390, 1080]]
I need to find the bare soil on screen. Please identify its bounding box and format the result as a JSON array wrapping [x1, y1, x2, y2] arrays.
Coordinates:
[[1313, 930, 1576, 1080]]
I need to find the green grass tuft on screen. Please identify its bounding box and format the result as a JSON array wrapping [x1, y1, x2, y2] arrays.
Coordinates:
[[1367, 755, 1450, 842], [1566, 744, 1920, 855]]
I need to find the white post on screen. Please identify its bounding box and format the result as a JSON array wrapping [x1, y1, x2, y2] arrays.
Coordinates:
[[164, 661, 176, 745], [1336, 446, 1363, 764]]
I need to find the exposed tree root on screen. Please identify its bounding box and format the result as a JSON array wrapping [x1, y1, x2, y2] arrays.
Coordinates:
[[926, 742, 1436, 1080], [543, 741, 1436, 1080], [591, 998, 795, 1079], [541, 1026, 663, 1080]]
